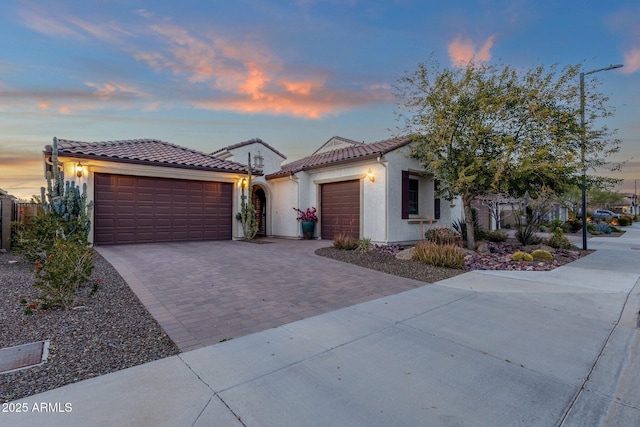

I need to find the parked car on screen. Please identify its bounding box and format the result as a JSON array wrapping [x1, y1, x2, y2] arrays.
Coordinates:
[[592, 209, 621, 220]]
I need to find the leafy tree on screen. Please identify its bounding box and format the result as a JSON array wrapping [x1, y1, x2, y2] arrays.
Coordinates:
[[587, 188, 626, 210], [396, 59, 621, 249]]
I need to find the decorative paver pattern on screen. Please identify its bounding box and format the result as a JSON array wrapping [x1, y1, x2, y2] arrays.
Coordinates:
[[97, 239, 425, 351]]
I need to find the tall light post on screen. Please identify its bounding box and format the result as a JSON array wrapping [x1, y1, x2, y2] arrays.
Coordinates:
[[634, 179, 638, 216], [580, 64, 623, 250]]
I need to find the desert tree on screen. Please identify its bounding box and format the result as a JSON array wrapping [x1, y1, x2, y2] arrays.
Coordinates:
[[396, 59, 621, 248]]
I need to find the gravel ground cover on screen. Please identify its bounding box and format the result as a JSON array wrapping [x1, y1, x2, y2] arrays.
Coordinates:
[[0, 250, 179, 404], [315, 245, 466, 283], [316, 238, 587, 281]]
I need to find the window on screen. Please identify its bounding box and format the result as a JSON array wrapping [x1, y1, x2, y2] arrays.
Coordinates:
[[402, 171, 441, 220], [408, 179, 419, 215]]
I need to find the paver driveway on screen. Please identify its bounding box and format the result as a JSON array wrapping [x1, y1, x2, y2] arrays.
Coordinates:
[[96, 239, 427, 351]]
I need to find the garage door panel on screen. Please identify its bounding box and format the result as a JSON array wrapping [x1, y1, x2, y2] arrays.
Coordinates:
[[94, 173, 232, 245], [321, 180, 360, 240]]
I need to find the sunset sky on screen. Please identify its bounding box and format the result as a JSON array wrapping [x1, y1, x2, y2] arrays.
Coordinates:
[[1, 0, 639, 200]]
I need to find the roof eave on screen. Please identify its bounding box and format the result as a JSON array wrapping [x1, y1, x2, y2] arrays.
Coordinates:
[[50, 152, 250, 174]]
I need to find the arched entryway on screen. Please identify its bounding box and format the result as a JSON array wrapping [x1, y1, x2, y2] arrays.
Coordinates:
[[252, 186, 267, 237]]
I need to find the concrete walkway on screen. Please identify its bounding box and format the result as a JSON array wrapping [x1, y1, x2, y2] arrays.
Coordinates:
[[3, 225, 640, 426]]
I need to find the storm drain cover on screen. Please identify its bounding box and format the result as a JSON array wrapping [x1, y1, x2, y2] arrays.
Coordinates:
[[0, 341, 49, 374]]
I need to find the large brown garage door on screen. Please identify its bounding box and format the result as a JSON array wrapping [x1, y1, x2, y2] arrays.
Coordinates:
[[94, 173, 232, 245], [321, 180, 360, 240]]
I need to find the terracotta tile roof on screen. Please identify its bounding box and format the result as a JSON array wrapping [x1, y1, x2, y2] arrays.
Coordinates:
[[212, 138, 287, 160], [265, 136, 411, 180], [46, 138, 248, 173]]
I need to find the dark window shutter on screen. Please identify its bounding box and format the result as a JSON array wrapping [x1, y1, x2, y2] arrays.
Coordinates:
[[434, 179, 441, 219], [402, 170, 409, 219]]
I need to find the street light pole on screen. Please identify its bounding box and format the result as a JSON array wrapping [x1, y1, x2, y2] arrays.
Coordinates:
[[580, 64, 623, 250]]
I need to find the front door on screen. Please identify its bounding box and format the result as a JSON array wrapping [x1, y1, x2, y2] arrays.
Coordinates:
[[252, 187, 267, 237]]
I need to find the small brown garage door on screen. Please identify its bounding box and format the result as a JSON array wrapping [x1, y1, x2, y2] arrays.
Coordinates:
[[94, 173, 232, 245], [321, 180, 360, 240]]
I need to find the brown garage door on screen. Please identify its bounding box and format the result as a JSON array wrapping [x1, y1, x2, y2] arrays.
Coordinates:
[[321, 180, 360, 240], [94, 173, 232, 245]]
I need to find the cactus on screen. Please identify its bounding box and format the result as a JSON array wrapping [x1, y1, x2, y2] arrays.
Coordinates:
[[531, 249, 553, 262], [239, 153, 258, 240], [41, 137, 93, 240], [512, 251, 534, 262]]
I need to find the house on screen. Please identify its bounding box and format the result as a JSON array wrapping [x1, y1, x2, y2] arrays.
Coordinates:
[[44, 135, 461, 245], [44, 138, 249, 245], [472, 195, 570, 231], [215, 136, 461, 244]]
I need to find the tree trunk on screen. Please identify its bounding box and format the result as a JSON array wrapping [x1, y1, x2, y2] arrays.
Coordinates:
[[463, 197, 476, 250]]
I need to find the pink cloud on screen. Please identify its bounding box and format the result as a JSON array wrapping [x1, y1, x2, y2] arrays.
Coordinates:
[[622, 48, 640, 74], [15, 6, 392, 119], [448, 35, 495, 67]]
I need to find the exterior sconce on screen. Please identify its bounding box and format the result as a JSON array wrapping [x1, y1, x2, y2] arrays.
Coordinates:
[[367, 168, 375, 182], [76, 162, 83, 178], [241, 178, 247, 188]]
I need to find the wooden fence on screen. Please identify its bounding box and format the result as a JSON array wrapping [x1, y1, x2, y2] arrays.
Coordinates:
[[0, 197, 42, 250]]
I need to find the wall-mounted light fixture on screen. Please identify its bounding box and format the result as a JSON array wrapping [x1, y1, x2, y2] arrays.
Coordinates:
[[241, 178, 247, 188], [367, 168, 375, 182], [76, 162, 83, 178]]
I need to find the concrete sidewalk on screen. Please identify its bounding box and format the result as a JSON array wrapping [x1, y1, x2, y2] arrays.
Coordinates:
[[3, 225, 640, 426]]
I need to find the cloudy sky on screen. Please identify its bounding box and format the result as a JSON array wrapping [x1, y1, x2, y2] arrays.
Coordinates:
[[1, 0, 639, 199]]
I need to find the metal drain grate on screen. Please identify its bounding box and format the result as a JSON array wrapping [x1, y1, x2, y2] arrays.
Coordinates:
[[0, 341, 49, 374]]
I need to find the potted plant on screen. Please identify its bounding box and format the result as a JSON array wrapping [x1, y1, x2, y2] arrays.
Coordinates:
[[294, 207, 318, 239]]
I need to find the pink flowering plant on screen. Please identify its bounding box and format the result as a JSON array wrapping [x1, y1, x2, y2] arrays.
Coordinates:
[[293, 207, 318, 222]]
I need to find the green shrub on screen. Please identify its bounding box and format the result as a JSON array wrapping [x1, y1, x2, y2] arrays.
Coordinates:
[[12, 137, 95, 311], [515, 229, 543, 245], [32, 238, 94, 310], [485, 230, 508, 242], [562, 219, 582, 234], [424, 227, 462, 246], [547, 234, 574, 250], [333, 233, 358, 250], [531, 249, 553, 262], [357, 237, 372, 253], [412, 241, 464, 269], [617, 216, 631, 226], [548, 218, 564, 230]]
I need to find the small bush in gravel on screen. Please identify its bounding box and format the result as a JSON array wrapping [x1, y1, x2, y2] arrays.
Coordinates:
[[547, 228, 575, 250], [33, 238, 94, 310], [412, 241, 464, 269], [485, 230, 508, 242], [333, 233, 358, 250], [424, 228, 462, 246], [618, 216, 632, 226], [563, 219, 582, 234], [356, 237, 372, 253]]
